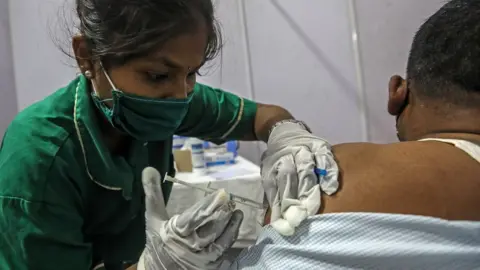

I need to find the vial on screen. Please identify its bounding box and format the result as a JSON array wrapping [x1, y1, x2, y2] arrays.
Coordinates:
[[189, 138, 207, 175]]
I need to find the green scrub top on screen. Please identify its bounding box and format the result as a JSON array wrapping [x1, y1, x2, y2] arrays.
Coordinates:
[[0, 75, 257, 270]]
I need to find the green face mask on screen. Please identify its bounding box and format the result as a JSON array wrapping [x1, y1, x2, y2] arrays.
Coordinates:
[[91, 66, 192, 142]]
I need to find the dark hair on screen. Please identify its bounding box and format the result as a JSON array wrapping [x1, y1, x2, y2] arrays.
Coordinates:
[[75, 0, 222, 68], [406, 0, 480, 106]]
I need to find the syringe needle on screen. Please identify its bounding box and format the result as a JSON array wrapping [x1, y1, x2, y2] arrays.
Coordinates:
[[164, 175, 264, 209]]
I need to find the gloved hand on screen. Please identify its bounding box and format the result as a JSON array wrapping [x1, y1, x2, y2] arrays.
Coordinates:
[[261, 121, 339, 236], [137, 167, 244, 270]]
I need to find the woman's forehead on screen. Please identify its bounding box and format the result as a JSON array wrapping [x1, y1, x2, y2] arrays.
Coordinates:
[[140, 28, 208, 69]]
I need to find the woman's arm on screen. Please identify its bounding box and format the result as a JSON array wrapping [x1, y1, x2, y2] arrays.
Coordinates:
[[245, 103, 294, 142], [176, 83, 294, 143]]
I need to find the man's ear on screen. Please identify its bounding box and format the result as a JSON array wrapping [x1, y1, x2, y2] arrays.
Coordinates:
[[387, 75, 408, 116], [72, 35, 96, 78]]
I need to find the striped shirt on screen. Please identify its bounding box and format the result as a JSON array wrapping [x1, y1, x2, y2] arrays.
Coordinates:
[[230, 213, 480, 269]]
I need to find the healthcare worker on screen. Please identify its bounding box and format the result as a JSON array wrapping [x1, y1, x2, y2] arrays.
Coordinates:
[[0, 0, 338, 269]]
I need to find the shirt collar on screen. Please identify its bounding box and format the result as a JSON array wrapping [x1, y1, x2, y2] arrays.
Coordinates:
[[72, 75, 134, 198]]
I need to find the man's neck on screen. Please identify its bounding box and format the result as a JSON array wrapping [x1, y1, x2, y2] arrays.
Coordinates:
[[406, 106, 480, 142]]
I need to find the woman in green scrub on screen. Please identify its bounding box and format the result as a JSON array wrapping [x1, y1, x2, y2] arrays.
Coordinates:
[[0, 0, 338, 269]]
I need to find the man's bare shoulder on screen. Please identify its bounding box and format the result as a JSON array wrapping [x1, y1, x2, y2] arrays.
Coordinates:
[[332, 140, 479, 171], [321, 141, 480, 220]]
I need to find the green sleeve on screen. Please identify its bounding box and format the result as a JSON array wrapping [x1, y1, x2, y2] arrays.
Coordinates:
[[0, 153, 91, 270], [176, 83, 257, 143]]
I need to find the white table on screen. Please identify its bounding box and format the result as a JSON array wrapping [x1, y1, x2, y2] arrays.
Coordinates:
[[166, 156, 265, 248]]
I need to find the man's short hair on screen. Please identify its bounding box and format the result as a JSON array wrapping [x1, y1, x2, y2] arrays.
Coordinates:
[[406, 0, 480, 106]]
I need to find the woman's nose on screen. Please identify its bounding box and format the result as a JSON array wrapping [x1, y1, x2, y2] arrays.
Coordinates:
[[171, 90, 187, 99], [169, 79, 191, 99]]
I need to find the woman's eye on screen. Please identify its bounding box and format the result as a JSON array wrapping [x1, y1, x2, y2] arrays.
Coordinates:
[[146, 72, 168, 83]]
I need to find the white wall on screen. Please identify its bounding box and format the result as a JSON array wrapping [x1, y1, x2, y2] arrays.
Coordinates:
[[200, 0, 363, 163], [0, 0, 17, 140], [245, 0, 362, 143], [6, 0, 446, 163], [9, 0, 77, 110]]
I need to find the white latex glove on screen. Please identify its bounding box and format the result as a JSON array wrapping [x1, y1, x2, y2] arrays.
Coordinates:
[[138, 167, 244, 270], [261, 121, 339, 236]]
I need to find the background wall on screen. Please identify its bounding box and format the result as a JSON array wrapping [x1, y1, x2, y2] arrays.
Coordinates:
[[1, 0, 445, 163], [0, 0, 17, 141], [8, 0, 77, 111]]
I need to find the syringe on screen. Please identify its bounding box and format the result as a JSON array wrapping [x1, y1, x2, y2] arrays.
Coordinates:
[[164, 175, 264, 210]]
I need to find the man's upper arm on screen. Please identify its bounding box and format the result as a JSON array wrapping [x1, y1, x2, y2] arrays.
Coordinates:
[[176, 83, 257, 142], [0, 154, 91, 270]]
